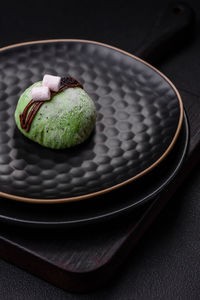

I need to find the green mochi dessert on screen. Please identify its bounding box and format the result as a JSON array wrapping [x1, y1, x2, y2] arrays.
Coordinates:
[[15, 80, 96, 149]]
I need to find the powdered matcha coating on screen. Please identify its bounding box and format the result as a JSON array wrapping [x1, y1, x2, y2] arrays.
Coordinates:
[[15, 82, 96, 149]]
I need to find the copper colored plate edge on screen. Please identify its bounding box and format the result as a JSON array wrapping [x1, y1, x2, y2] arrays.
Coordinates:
[[0, 39, 184, 204]]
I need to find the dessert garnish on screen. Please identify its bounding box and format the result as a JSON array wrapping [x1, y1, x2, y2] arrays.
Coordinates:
[[20, 74, 83, 132]]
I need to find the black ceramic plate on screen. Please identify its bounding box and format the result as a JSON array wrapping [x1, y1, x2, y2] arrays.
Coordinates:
[[0, 39, 183, 203], [0, 113, 188, 227]]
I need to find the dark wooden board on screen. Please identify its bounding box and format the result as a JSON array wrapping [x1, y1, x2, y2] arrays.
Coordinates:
[[0, 88, 199, 292]]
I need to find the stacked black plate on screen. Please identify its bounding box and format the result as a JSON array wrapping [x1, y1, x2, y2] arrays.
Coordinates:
[[0, 40, 188, 227]]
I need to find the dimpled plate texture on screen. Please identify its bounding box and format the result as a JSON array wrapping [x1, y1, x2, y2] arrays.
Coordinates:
[[0, 40, 182, 201], [0, 114, 188, 227]]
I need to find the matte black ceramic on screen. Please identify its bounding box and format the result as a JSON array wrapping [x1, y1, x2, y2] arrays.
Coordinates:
[[0, 113, 188, 228], [0, 40, 183, 203]]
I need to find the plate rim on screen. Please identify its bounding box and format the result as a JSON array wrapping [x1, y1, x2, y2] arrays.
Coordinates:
[[0, 39, 184, 204]]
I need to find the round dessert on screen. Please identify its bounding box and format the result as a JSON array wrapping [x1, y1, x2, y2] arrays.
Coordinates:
[[15, 76, 96, 149]]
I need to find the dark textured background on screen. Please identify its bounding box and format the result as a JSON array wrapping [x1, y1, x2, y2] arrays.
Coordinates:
[[0, 0, 200, 299]]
